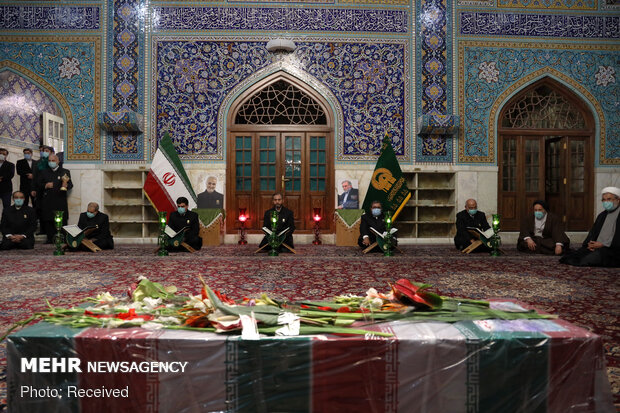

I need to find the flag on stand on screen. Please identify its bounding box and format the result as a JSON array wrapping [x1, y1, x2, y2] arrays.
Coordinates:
[[362, 135, 411, 220], [143, 132, 197, 215]]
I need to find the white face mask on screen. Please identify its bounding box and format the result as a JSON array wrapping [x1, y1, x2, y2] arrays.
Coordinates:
[[0, 154, 5, 161]]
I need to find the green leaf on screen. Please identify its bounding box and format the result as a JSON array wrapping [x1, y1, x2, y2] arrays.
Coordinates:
[[334, 318, 355, 327], [132, 278, 177, 302], [205, 285, 282, 325]]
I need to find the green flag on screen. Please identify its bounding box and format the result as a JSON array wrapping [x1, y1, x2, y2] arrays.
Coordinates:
[[362, 135, 411, 220]]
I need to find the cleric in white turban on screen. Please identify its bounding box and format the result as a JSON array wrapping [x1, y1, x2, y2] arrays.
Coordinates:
[[561, 186, 620, 267]]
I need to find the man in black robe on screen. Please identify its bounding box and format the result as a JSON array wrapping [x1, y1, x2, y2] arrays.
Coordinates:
[[454, 198, 491, 251], [36, 154, 72, 243], [16, 148, 37, 207], [0, 147, 15, 210], [517, 200, 570, 255], [358, 200, 397, 252], [167, 197, 202, 251], [71, 202, 114, 250], [0, 191, 36, 250], [561, 187, 620, 267], [32, 145, 54, 234], [259, 193, 295, 251]]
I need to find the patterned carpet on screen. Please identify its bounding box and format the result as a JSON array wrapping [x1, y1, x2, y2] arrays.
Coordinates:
[[0, 244, 618, 410]]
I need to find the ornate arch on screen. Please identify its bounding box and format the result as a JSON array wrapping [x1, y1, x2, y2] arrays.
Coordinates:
[[218, 60, 342, 158], [0, 60, 73, 149], [490, 66, 603, 164]]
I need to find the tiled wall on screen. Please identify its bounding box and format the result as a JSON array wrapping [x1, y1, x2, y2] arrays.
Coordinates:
[[456, 4, 619, 166], [0, 0, 617, 166], [0, 70, 60, 144]]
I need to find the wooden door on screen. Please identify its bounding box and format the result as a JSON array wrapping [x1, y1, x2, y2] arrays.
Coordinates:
[[545, 136, 592, 230], [497, 78, 594, 231], [227, 131, 333, 234], [499, 134, 592, 231], [499, 135, 545, 230]]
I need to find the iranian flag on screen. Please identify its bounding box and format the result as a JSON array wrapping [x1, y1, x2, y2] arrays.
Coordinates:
[[143, 132, 197, 215]]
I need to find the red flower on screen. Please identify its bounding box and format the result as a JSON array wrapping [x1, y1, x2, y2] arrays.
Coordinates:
[[391, 279, 443, 309], [84, 309, 154, 321], [213, 289, 236, 305]]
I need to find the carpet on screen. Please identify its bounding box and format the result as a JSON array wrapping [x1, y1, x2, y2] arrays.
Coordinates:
[[1, 244, 618, 411]]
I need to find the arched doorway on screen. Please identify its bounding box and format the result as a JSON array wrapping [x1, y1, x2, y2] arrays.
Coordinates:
[[226, 73, 334, 234], [498, 77, 595, 231]]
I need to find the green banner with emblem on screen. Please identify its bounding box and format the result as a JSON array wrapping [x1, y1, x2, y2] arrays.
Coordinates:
[[362, 135, 411, 220]]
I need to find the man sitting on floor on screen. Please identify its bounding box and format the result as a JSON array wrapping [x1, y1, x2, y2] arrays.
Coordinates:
[[561, 187, 620, 268], [454, 198, 491, 252], [70, 202, 114, 251], [358, 200, 397, 252], [258, 192, 295, 252], [517, 200, 569, 255], [167, 197, 202, 251], [0, 191, 36, 250]]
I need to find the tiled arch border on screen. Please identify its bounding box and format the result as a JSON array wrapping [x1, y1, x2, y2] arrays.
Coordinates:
[[218, 58, 345, 162], [0, 60, 74, 152], [487, 67, 606, 165], [459, 65, 610, 165]]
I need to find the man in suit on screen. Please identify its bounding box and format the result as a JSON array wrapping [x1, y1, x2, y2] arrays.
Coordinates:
[[337, 180, 359, 209], [37, 153, 72, 243], [259, 192, 295, 251], [561, 187, 620, 267], [197, 176, 224, 209], [358, 200, 397, 252], [167, 197, 202, 251], [16, 148, 38, 207], [71, 202, 114, 250], [0, 147, 15, 210], [0, 191, 36, 250], [517, 200, 569, 255], [454, 199, 491, 251]]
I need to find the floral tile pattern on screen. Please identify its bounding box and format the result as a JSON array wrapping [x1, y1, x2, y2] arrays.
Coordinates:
[[416, 0, 453, 163], [153, 39, 407, 160], [107, 0, 145, 161], [0, 71, 61, 144], [0, 37, 101, 160], [458, 41, 619, 165]]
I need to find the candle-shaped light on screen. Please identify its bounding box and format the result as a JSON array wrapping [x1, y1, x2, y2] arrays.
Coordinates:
[[157, 211, 169, 256], [238, 208, 248, 245], [492, 214, 501, 232]]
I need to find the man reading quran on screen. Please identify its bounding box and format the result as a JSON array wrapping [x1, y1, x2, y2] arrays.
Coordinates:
[[167, 197, 202, 251], [561, 187, 620, 267], [454, 198, 491, 252], [258, 192, 295, 252], [68, 202, 114, 251], [358, 200, 397, 252]]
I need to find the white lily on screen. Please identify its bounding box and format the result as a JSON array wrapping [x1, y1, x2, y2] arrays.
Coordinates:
[[95, 292, 117, 304], [142, 297, 163, 311]]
